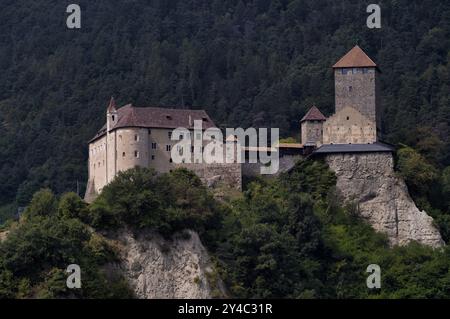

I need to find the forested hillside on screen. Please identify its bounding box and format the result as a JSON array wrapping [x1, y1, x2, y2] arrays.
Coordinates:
[[0, 0, 449, 213], [2, 166, 450, 298]]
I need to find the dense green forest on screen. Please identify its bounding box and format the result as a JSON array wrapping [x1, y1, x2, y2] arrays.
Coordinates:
[[2, 166, 450, 298], [0, 0, 449, 214], [0, 0, 449, 298]]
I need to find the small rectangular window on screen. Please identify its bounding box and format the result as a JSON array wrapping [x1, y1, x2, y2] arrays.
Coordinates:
[[148, 129, 151, 135], [152, 143, 157, 149], [166, 145, 171, 152], [135, 151, 139, 158], [152, 155, 155, 160], [168, 131, 172, 139]]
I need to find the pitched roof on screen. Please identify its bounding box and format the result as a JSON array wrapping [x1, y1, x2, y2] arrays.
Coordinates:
[[301, 106, 327, 122], [313, 142, 394, 154], [90, 104, 216, 142], [332, 45, 377, 68]]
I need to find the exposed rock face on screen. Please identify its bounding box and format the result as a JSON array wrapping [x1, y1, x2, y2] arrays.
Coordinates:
[[325, 153, 444, 248], [112, 229, 226, 299], [0, 230, 9, 242]]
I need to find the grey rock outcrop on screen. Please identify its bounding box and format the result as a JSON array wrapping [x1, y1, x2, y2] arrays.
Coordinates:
[[325, 153, 444, 248], [111, 229, 226, 299]]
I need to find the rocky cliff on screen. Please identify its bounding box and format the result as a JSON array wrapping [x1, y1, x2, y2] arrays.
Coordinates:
[[109, 229, 226, 299], [325, 153, 444, 248]]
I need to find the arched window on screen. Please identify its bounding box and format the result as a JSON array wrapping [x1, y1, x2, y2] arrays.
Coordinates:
[[122, 152, 126, 157], [135, 151, 139, 158]]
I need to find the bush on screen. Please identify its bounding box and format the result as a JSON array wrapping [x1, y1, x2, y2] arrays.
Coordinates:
[[88, 167, 224, 238], [0, 192, 131, 299]]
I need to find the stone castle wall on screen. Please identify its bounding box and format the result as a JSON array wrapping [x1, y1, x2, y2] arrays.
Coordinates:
[[86, 127, 242, 200], [241, 154, 303, 177], [334, 68, 377, 123], [178, 162, 242, 190], [322, 106, 376, 144], [301, 121, 323, 145]]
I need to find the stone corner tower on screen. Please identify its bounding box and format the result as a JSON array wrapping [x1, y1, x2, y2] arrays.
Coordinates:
[[300, 105, 326, 146], [332, 45, 380, 136]]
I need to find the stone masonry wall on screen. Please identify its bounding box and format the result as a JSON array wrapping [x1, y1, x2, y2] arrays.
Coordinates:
[[179, 162, 242, 190], [334, 68, 377, 123]]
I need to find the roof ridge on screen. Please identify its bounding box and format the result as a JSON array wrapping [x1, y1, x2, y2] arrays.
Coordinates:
[[301, 105, 327, 122], [332, 45, 377, 68]]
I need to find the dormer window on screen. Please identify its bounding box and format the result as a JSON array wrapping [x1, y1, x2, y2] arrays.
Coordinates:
[[166, 115, 172, 120], [202, 117, 208, 122]]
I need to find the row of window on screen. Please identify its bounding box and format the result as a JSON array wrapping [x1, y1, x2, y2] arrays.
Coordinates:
[[91, 144, 106, 155], [93, 160, 106, 169], [95, 131, 211, 156], [341, 68, 370, 75], [119, 131, 204, 142]]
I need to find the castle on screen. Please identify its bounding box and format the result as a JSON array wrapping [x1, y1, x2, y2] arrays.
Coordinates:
[[85, 46, 393, 202], [84, 45, 444, 247], [302, 45, 381, 146]]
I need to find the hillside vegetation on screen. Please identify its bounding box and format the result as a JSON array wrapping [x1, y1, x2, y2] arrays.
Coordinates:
[[1, 165, 450, 299]]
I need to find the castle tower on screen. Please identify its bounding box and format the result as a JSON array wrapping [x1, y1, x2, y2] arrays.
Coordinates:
[[106, 97, 117, 183], [332, 45, 380, 133], [106, 97, 117, 131], [301, 105, 326, 146]]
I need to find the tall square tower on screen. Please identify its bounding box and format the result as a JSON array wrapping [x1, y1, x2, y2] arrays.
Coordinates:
[[332, 46, 380, 130]]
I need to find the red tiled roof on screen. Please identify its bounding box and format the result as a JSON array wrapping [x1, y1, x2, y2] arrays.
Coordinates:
[[300, 106, 327, 122], [90, 104, 216, 142], [332, 45, 377, 68]]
